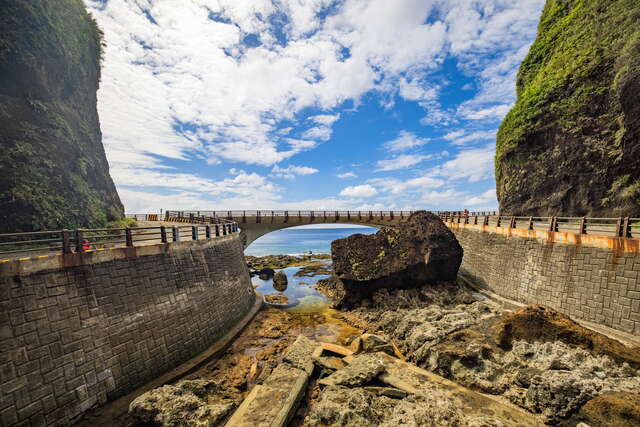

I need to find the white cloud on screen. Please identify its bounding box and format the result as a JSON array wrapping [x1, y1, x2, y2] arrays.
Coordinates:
[[431, 144, 495, 183], [337, 172, 357, 179], [271, 164, 319, 179], [310, 114, 341, 126], [340, 184, 378, 198], [302, 125, 333, 142], [370, 176, 445, 195], [383, 131, 430, 152], [464, 188, 497, 205], [376, 154, 432, 172], [444, 130, 495, 145]]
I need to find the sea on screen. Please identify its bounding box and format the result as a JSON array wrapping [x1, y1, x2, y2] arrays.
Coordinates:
[[244, 226, 378, 256]]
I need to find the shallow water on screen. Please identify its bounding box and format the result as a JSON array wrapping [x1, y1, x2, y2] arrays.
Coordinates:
[[251, 261, 359, 344], [252, 263, 331, 309]]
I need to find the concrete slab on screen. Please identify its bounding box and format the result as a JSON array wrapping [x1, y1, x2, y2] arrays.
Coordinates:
[[224, 364, 308, 427]]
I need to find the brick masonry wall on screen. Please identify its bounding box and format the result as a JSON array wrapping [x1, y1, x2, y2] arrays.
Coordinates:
[[0, 234, 255, 426], [448, 225, 640, 337]]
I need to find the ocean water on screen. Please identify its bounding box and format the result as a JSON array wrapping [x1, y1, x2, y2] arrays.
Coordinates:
[[244, 226, 378, 256]]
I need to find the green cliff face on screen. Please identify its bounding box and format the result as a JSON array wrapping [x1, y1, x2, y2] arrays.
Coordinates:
[[0, 0, 123, 232], [496, 0, 640, 217]]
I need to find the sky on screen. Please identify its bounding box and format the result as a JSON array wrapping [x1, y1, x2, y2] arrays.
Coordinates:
[[84, 0, 546, 214]]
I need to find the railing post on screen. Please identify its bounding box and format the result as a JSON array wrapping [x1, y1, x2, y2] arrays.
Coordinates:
[[75, 230, 83, 252], [528, 217, 534, 231], [125, 227, 133, 247], [215, 225, 220, 237], [496, 216, 501, 227], [622, 217, 630, 238], [335, 210, 339, 221], [369, 211, 373, 221], [509, 216, 515, 228], [192, 226, 198, 240], [173, 226, 179, 242], [160, 226, 167, 243], [242, 210, 246, 224], [256, 211, 261, 224], [358, 211, 362, 220], [473, 215, 478, 225], [483, 215, 489, 226], [62, 230, 71, 254], [616, 217, 624, 237], [380, 210, 383, 219], [347, 211, 351, 220], [579, 217, 586, 234], [310, 211, 315, 222], [390, 211, 394, 220], [284, 211, 289, 223], [549, 216, 557, 232]]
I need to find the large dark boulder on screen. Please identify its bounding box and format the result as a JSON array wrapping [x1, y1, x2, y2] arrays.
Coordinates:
[[328, 211, 462, 307]]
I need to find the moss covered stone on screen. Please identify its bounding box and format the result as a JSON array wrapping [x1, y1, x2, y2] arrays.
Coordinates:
[[496, 0, 640, 216], [0, 0, 123, 232]]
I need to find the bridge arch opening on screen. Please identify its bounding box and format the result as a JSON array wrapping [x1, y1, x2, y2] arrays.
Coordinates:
[[244, 223, 379, 256]]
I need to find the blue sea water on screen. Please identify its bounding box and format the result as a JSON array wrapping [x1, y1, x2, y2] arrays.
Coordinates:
[[244, 226, 378, 256]]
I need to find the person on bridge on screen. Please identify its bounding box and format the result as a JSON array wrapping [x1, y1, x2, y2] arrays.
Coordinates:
[[81, 239, 91, 252]]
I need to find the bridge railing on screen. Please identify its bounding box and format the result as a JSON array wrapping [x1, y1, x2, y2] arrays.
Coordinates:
[[165, 210, 639, 238], [442, 214, 640, 238], [0, 222, 240, 260]]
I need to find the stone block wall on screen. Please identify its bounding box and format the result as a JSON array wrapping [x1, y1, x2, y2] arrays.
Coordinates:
[[447, 223, 640, 336], [0, 234, 255, 426]]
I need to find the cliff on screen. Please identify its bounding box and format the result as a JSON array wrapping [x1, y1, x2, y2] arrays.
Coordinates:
[[496, 0, 640, 217], [0, 0, 123, 232]]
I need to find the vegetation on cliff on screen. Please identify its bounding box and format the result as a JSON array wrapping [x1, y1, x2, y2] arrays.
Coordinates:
[[496, 0, 640, 216], [0, 0, 123, 232]]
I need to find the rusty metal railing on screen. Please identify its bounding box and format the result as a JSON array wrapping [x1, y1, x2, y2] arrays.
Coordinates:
[[0, 221, 239, 261]]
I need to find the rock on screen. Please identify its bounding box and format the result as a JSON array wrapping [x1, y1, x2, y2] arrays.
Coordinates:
[[330, 211, 463, 307], [264, 294, 289, 305], [313, 356, 347, 371], [129, 380, 236, 427], [349, 336, 362, 353], [495, 0, 640, 217], [258, 268, 275, 280], [378, 393, 467, 427], [360, 333, 394, 355], [283, 335, 317, 375], [576, 392, 640, 427], [303, 385, 399, 427], [319, 353, 386, 387], [494, 305, 640, 368], [362, 386, 408, 399], [272, 270, 288, 291]]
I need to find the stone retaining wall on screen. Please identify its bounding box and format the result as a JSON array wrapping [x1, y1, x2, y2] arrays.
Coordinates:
[[0, 234, 255, 426], [446, 223, 640, 337]]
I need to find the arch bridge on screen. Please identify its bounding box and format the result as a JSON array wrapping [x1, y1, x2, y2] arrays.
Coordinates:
[[165, 210, 424, 247]]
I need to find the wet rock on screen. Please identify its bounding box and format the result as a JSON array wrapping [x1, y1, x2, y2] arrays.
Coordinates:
[[272, 270, 288, 292], [494, 305, 640, 368], [246, 255, 304, 270], [576, 392, 640, 427], [329, 211, 463, 307], [129, 380, 236, 427], [264, 294, 289, 305], [303, 385, 398, 427], [257, 268, 275, 280], [283, 335, 317, 374], [319, 353, 386, 387]]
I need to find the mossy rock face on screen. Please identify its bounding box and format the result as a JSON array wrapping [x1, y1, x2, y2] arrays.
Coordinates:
[[0, 0, 123, 232], [496, 0, 640, 216]]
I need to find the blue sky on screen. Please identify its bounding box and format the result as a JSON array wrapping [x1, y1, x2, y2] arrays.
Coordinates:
[[84, 0, 545, 213]]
